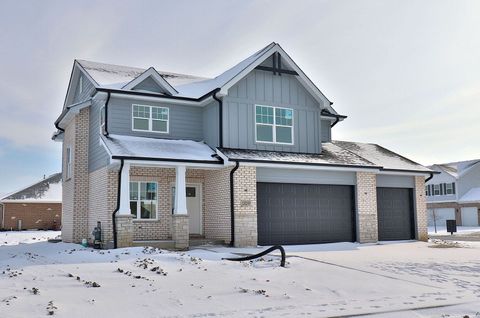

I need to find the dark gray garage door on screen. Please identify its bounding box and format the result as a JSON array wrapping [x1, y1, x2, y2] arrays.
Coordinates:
[[377, 187, 415, 241], [257, 183, 355, 245]]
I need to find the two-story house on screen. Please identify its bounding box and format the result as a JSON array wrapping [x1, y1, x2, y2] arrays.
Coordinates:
[[52, 42, 434, 249], [426, 160, 480, 228]]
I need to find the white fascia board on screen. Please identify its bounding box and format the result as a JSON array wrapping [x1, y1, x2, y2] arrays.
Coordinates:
[[122, 67, 178, 95], [219, 44, 335, 113], [109, 92, 213, 106], [235, 161, 381, 173], [57, 99, 92, 129], [126, 160, 224, 169], [426, 200, 458, 204], [377, 170, 432, 177], [1, 200, 62, 204]]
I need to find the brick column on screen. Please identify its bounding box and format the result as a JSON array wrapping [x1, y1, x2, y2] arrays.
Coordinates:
[[233, 166, 257, 247], [172, 215, 189, 250], [414, 176, 428, 241], [115, 214, 134, 248], [356, 172, 378, 243]]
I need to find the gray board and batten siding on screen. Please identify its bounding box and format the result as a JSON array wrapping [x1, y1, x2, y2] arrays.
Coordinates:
[[222, 70, 326, 154]]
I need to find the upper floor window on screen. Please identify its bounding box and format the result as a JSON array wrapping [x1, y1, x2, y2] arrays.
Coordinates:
[[426, 183, 456, 196], [130, 181, 157, 220], [446, 183, 454, 195], [255, 105, 293, 144], [132, 104, 169, 133], [66, 146, 72, 180], [433, 184, 440, 196]]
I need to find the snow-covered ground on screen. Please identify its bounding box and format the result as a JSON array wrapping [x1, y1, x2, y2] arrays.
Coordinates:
[[1, 232, 480, 317], [428, 225, 480, 235]]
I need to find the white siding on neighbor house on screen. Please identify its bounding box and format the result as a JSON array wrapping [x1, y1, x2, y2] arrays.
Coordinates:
[[426, 167, 457, 202], [222, 70, 324, 153], [427, 208, 456, 227], [458, 163, 480, 198], [256, 167, 355, 185], [461, 207, 479, 226]]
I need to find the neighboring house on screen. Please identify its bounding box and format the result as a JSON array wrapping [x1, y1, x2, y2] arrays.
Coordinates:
[[426, 160, 480, 227], [0, 173, 62, 230], [52, 42, 434, 249]]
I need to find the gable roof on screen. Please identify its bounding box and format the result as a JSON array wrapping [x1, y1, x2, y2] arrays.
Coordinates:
[[71, 43, 339, 115], [430, 159, 480, 179], [1, 173, 62, 203]]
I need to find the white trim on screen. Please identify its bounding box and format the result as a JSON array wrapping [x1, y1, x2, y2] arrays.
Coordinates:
[[376, 170, 433, 177], [108, 92, 214, 106], [174, 166, 187, 215], [122, 67, 178, 95], [129, 180, 159, 221], [236, 160, 382, 173], [254, 104, 294, 145], [57, 99, 93, 129], [131, 104, 169, 134]]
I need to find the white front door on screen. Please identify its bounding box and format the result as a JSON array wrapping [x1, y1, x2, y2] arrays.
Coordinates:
[[172, 184, 202, 235]]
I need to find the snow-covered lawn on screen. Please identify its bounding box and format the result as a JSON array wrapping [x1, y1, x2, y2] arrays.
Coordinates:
[[428, 225, 480, 235], [1, 232, 480, 317]]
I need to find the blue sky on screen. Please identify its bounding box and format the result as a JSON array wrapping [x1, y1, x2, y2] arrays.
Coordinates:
[[0, 0, 479, 195]]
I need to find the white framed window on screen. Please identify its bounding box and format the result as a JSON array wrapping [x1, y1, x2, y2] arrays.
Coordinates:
[[100, 106, 106, 135], [129, 181, 157, 220], [433, 184, 440, 196], [132, 104, 169, 133], [255, 105, 293, 144], [446, 183, 454, 195], [66, 146, 72, 180]]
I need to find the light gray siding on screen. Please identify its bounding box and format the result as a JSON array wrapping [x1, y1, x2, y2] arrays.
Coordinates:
[[202, 101, 219, 147], [108, 97, 204, 140], [426, 167, 457, 202], [256, 167, 355, 185], [222, 70, 323, 153], [321, 120, 331, 142], [376, 175, 414, 188], [73, 74, 94, 104], [133, 77, 163, 93], [88, 99, 110, 172]]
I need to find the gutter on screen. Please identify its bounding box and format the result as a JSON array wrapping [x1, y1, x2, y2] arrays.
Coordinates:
[[96, 87, 218, 102], [229, 158, 382, 170], [425, 172, 434, 182], [320, 109, 347, 128], [212, 89, 223, 147], [229, 161, 240, 247], [112, 159, 124, 249], [111, 155, 223, 165]]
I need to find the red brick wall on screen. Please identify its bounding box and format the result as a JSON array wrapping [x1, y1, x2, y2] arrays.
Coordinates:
[[2, 203, 62, 230]]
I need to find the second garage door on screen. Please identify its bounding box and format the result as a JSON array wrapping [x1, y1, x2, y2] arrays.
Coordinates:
[[257, 183, 355, 245], [377, 187, 415, 241]]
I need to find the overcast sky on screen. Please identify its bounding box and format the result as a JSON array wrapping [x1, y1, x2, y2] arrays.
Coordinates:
[[0, 0, 479, 194]]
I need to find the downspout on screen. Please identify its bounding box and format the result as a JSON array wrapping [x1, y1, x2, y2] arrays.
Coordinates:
[[229, 161, 240, 246], [331, 117, 340, 128], [112, 159, 124, 249], [104, 92, 111, 136], [212, 89, 223, 148], [425, 172, 434, 183]]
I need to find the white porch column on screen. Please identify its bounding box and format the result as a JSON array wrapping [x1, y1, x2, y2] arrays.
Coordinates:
[[118, 162, 131, 215], [174, 165, 187, 215]]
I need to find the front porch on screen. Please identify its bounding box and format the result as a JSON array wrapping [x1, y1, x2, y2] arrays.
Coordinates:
[[115, 162, 234, 249]]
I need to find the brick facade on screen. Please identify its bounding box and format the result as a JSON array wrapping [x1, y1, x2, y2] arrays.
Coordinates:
[[233, 166, 258, 247], [204, 168, 231, 242], [62, 107, 89, 243], [414, 176, 428, 241], [1, 202, 61, 230], [116, 214, 134, 248], [356, 172, 378, 243]]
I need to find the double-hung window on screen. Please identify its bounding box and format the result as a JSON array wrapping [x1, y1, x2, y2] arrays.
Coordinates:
[[255, 105, 293, 144], [129, 182, 157, 220], [132, 104, 169, 133], [433, 184, 440, 196], [446, 183, 454, 195]]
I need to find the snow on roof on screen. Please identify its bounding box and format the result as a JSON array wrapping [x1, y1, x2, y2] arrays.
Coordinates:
[[431, 159, 480, 179], [1, 173, 62, 203], [101, 135, 221, 163], [459, 187, 480, 203], [332, 141, 433, 173], [173, 42, 276, 98], [219, 143, 379, 168], [77, 60, 206, 90]]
